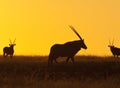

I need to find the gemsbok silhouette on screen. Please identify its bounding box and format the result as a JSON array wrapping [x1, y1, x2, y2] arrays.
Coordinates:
[[3, 39, 16, 58], [108, 40, 120, 58], [48, 26, 87, 65]]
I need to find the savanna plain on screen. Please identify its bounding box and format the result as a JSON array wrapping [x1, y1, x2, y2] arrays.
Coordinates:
[[0, 56, 120, 88]]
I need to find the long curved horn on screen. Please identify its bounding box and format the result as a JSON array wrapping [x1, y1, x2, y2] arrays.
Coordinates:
[[13, 38, 16, 44], [112, 39, 114, 45], [9, 39, 12, 44], [109, 39, 111, 45], [69, 25, 82, 40]]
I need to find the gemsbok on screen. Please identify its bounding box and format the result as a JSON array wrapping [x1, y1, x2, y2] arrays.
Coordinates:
[[48, 26, 87, 65], [3, 39, 16, 58], [108, 40, 120, 58]]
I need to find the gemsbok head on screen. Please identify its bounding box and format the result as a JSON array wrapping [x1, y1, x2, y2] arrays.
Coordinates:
[[3, 39, 16, 58], [48, 26, 87, 65], [108, 40, 120, 58]]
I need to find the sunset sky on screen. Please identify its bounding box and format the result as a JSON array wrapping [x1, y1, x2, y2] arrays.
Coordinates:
[[0, 0, 120, 56]]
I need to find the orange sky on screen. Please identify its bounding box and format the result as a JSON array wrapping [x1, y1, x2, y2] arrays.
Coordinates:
[[0, 0, 120, 56]]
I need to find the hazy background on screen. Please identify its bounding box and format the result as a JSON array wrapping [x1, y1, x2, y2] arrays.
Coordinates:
[[0, 0, 120, 56]]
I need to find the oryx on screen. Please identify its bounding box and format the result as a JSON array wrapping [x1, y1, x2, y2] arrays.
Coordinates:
[[48, 26, 87, 65], [108, 40, 120, 58], [3, 39, 16, 58]]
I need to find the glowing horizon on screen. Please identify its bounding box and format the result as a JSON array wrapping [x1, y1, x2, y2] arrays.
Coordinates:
[[0, 0, 120, 56]]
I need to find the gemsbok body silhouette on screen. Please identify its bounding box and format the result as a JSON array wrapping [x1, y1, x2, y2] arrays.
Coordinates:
[[3, 39, 16, 58], [48, 26, 87, 65], [108, 40, 120, 58]]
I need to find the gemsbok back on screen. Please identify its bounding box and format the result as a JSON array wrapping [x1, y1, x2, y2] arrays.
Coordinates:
[[3, 39, 16, 58], [48, 26, 87, 65], [108, 40, 120, 58]]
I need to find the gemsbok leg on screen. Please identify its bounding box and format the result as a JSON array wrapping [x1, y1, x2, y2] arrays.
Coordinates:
[[71, 57, 75, 63], [3, 52, 6, 57], [66, 57, 70, 63]]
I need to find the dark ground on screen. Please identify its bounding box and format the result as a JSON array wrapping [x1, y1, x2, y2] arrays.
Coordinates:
[[0, 56, 120, 88]]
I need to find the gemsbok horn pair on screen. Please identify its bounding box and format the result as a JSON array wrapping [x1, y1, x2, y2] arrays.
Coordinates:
[[48, 26, 87, 65], [108, 40, 120, 58], [3, 39, 16, 58]]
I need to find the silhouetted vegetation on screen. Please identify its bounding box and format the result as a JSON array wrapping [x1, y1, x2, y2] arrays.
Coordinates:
[[0, 56, 120, 88]]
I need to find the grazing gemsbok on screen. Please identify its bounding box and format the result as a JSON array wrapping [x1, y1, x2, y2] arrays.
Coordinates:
[[108, 40, 120, 58], [3, 39, 16, 58], [48, 26, 87, 65]]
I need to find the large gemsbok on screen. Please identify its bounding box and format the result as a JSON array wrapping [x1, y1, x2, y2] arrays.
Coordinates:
[[48, 26, 87, 65], [3, 39, 16, 58], [108, 40, 120, 58]]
